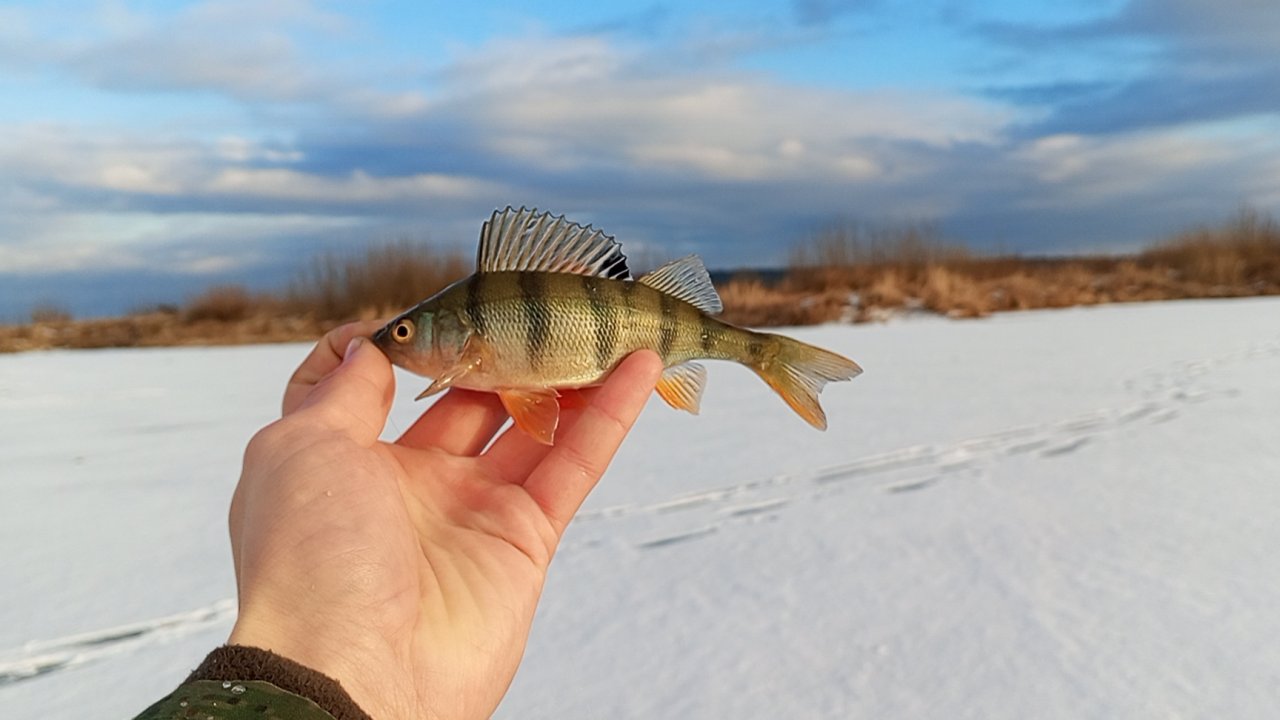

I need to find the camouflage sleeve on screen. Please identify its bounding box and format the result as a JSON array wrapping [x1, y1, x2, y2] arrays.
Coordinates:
[[133, 645, 372, 720], [134, 679, 338, 720]]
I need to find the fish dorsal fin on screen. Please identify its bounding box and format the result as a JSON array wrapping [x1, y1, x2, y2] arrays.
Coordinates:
[[637, 255, 723, 315], [477, 206, 631, 279]]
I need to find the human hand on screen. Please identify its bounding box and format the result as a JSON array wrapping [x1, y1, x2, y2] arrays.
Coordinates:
[[227, 321, 662, 719]]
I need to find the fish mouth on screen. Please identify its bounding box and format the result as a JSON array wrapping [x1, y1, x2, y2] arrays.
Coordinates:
[[371, 322, 392, 346]]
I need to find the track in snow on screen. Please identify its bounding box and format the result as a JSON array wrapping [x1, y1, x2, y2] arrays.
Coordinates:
[[0, 599, 235, 686], [571, 335, 1278, 551], [2, 335, 1275, 686]]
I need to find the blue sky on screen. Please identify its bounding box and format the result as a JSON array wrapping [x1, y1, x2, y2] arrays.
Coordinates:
[[2, 0, 1279, 318]]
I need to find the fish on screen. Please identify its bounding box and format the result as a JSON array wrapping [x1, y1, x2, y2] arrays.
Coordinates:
[[373, 206, 863, 444]]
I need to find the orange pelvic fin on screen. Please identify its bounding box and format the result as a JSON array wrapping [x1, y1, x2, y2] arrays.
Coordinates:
[[556, 388, 590, 409], [498, 388, 562, 445], [655, 362, 707, 414]]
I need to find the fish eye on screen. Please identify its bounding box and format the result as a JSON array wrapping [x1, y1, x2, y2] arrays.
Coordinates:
[[392, 319, 415, 343]]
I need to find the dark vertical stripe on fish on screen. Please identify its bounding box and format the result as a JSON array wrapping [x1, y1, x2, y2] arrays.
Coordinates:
[[466, 274, 487, 335], [621, 279, 636, 312], [700, 315, 716, 354], [747, 336, 765, 364], [584, 277, 618, 371], [518, 272, 550, 369], [675, 301, 699, 360], [658, 292, 677, 359]]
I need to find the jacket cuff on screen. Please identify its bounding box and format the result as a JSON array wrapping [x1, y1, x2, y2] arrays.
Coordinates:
[[135, 679, 341, 719], [187, 645, 372, 720]]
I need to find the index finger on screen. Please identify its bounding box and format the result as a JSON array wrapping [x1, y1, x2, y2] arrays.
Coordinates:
[[283, 319, 387, 416], [521, 350, 663, 537]]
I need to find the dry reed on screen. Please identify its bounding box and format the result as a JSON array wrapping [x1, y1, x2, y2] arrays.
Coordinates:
[[1140, 207, 1280, 291], [720, 209, 1280, 327], [183, 285, 260, 323], [288, 240, 469, 321], [5, 210, 1280, 351]]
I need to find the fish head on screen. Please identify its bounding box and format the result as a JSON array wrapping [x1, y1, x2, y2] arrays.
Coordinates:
[[373, 310, 430, 369], [373, 303, 470, 377]]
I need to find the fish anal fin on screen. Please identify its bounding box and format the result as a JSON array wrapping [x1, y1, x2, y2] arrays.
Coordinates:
[[637, 255, 723, 315], [498, 388, 562, 445], [655, 362, 707, 414], [476, 207, 631, 279]]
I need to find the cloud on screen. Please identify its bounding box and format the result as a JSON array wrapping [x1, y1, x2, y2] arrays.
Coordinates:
[[573, 3, 671, 37], [791, 0, 878, 26], [0, 0, 425, 119], [206, 168, 501, 204], [0, 124, 499, 210], [1021, 70, 1280, 136], [304, 29, 1280, 259], [981, 0, 1280, 135], [1015, 128, 1249, 207], [1, 27, 1023, 279], [1113, 0, 1280, 60], [4, 6, 1280, 317], [0, 209, 366, 274], [424, 35, 1010, 172]]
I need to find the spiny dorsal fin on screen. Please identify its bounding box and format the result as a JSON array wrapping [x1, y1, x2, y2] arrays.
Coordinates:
[[637, 255, 723, 315], [655, 362, 707, 414], [476, 207, 630, 279]]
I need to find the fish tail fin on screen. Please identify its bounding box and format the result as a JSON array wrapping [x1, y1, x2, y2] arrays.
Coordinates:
[[748, 333, 862, 430]]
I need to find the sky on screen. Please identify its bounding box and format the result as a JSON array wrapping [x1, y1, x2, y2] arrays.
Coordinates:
[[2, 0, 1280, 318]]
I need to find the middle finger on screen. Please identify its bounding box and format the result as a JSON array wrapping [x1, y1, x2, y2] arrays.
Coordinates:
[[396, 388, 510, 456]]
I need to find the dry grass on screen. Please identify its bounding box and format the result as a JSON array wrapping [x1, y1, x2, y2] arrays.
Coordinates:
[[29, 303, 72, 324], [288, 240, 469, 321], [183, 285, 260, 323], [1140, 207, 1280, 291], [4, 210, 1280, 351], [1, 239, 469, 353], [717, 274, 849, 327], [719, 210, 1280, 327], [0, 312, 330, 353], [789, 219, 969, 272], [919, 266, 988, 318]]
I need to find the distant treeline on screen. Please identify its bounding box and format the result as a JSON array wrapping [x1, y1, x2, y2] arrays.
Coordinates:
[[3, 207, 1279, 352]]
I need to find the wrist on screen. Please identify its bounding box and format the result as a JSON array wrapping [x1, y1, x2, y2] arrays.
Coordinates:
[[229, 611, 416, 720], [182, 645, 373, 720]]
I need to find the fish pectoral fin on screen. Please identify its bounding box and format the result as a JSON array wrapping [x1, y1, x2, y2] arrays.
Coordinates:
[[415, 376, 454, 400], [497, 388, 562, 445], [414, 335, 488, 400], [655, 362, 707, 414]]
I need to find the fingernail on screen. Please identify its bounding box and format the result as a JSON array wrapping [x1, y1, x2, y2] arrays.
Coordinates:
[[343, 336, 363, 363]]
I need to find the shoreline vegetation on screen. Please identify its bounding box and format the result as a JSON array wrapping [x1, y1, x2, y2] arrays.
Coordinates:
[[4, 208, 1279, 354]]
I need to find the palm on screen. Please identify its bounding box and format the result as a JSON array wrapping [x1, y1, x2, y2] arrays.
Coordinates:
[[379, 443, 552, 715]]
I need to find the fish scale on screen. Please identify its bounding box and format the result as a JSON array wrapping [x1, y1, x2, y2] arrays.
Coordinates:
[[374, 206, 862, 444], [453, 272, 731, 387]]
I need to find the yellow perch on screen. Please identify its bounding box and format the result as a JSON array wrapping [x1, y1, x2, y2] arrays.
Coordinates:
[[373, 207, 862, 444]]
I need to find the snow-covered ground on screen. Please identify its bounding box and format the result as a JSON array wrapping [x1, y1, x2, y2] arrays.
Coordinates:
[[3, 297, 1280, 718]]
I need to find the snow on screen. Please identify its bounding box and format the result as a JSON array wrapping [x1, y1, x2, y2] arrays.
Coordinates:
[[3, 297, 1280, 718]]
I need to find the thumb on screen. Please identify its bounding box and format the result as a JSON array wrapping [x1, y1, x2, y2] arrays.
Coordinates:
[[295, 336, 395, 444]]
